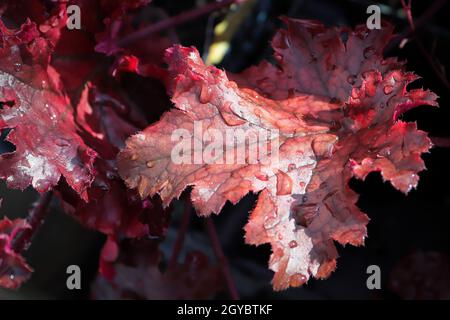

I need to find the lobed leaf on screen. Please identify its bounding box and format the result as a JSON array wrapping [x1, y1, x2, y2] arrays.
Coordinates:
[[118, 19, 437, 289]]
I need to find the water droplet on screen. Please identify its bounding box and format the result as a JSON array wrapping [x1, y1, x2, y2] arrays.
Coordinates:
[[291, 274, 307, 286], [106, 171, 116, 180], [312, 135, 336, 158], [255, 172, 269, 181], [383, 85, 394, 95], [14, 63, 22, 72], [274, 53, 283, 62], [146, 161, 155, 168], [199, 85, 212, 104], [363, 46, 376, 58], [95, 180, 109, 191], [377, 147, 391, 157], [347, 75, 357, 85], [55, 138, 70, 147], [41, 80, 48, 89], [264, 216, 280, 230], [9, 274, 15, 280], [131, 154, 138, 161], [289, 240, 298, 248], [276, 170, 293, 195]]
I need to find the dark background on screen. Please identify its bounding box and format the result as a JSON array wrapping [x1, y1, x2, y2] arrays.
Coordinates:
[[1, 0, 449, 299]]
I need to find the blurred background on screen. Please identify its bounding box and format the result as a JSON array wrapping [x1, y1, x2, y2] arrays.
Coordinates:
[[1, 0, 450, 299]]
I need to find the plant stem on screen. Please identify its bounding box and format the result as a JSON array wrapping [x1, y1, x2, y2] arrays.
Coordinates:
[[386, 0, 447, 53], [118, 0, 242, 47], [168, 199, 192, 268], [398, 0, 450, 89], [204, 218, 239, 300], [12, 192, 53, 253], [400, 0, 414, 31]]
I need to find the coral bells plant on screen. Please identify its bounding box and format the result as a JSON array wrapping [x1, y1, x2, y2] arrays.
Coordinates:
[[0, 0, 438, 296]]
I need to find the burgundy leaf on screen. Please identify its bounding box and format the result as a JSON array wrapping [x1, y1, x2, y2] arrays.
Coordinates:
[[0, 20, 96, 199], [118, 19, 437, 290], [92, 240, 223, 300], [0, 215, 32, 290]]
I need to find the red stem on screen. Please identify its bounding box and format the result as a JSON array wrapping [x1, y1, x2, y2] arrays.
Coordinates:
[[204, 218, 239, 300], [400, 0, 450, 89], [400, 0, 414, 31], [118, 0, 241, 47], [386, 0, 447, 53], [168, 199, 192, 268], [12, 192, 53, 253]]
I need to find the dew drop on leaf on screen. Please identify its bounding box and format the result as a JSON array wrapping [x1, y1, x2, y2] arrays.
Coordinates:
[[255, 172, 269, 181], [264, 216, 280, 230], [55, 138, 70, 147], [290, 274, 307, 287], [383, 85, 394, 95], [347, 75, 357, 85], [363, 46, 376, 58], [199, 85, 212, 104]]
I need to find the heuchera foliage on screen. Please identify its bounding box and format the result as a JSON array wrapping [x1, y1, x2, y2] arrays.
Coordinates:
[[118, 20, 437, 289], [92, 240, 223, 299], [0, 213, 32, 289], [0, 0, 438, 293]]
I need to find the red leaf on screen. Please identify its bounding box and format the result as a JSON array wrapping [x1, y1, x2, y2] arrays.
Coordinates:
[[0, 0, 175, 290], [95, 0, 172, 68], [0, 215, 33, 290], [92, 240, 223, 299], [56, 85, 170, 241], [0, 20, 97, 199], [118, 19, 437, 289]]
